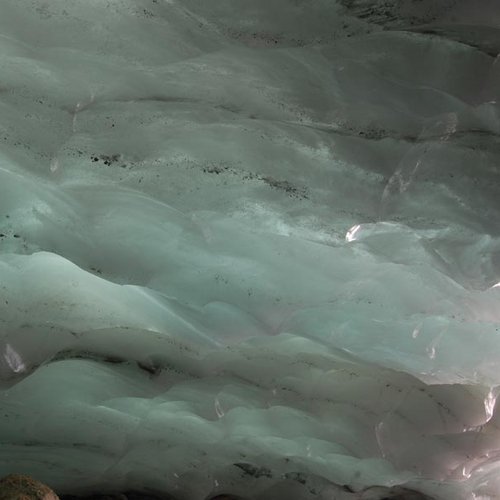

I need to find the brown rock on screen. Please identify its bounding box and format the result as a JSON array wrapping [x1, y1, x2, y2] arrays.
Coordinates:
[[0, 474, 59, 500]]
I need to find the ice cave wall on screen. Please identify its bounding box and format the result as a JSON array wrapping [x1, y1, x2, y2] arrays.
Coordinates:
[[1, 1, 500, 499]]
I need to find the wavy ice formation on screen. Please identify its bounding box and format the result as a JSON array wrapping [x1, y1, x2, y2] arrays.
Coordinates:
[[1, 1, 500, 499]]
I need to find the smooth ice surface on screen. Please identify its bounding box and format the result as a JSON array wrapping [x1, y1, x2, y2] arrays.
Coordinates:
[[1, 1, 500, 499]]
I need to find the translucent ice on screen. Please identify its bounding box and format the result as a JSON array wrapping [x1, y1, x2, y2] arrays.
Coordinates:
[[1, 1, 500, 499]]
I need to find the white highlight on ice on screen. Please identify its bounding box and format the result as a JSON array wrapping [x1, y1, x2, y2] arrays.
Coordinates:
[[4, 344, 26, 374], [345, 224, 361, 242]]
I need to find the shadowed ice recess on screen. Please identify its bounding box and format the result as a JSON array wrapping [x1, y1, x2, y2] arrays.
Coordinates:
[[1, 0, 500, 499]]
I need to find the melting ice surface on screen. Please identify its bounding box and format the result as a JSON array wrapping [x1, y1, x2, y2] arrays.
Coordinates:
[[1, 0, 500, 499]]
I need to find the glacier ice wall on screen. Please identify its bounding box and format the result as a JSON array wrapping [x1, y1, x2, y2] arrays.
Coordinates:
[[1, 1, 500, 499]]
